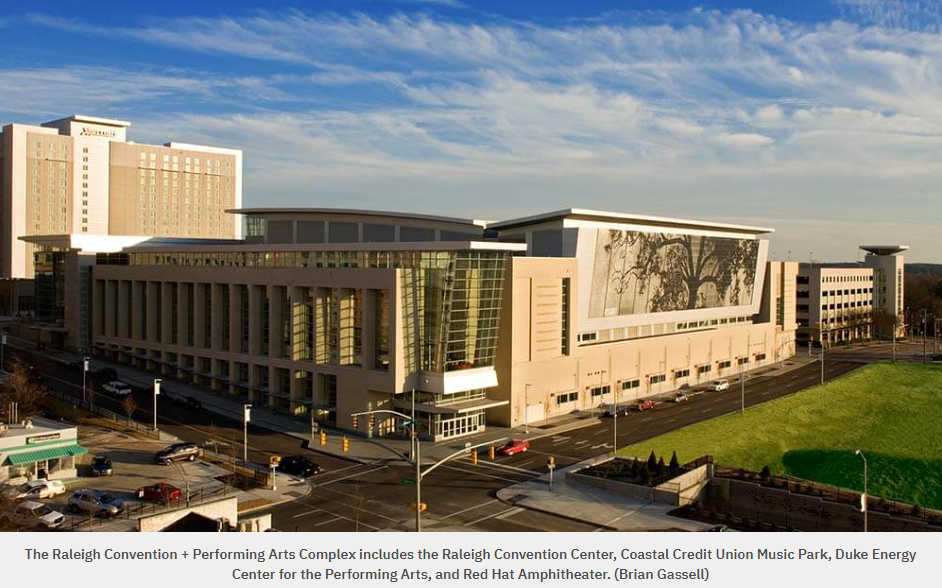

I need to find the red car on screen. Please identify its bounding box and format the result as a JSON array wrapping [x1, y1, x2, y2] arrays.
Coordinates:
[[498, 439, 530, 456], [136, 483, 182, 504], [634, 399, 656, 412]]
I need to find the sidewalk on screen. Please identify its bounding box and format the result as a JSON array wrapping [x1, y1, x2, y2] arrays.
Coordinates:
[[496, 455, 715, 532]]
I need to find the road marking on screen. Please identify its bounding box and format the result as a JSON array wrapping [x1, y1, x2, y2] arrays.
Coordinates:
[[575, 440, 589, 445], [439, 464, 530, 485], [700, 409, 712, 414], [314, 465, 388, 487], [640, 417, 653, 422], [495, 507, 524, 520], [470, 460, 541, 476], [467, 506, 522, 526], [665, 419, 675, 424], [441, 499, 499, 520], [292, 509, 322, 519], [314, 516, 343, 527]]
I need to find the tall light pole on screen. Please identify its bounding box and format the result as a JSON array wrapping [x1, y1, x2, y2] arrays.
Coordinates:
[[1, 333, 6, 372], [153, 378, 161, 432], [82, 357, 90, 404], [612, 383, 619, 454], [855, 449, 868, 532], [739, 358, 746, 414], [243, 404, 252, 463], [921, 310, 928, 364]]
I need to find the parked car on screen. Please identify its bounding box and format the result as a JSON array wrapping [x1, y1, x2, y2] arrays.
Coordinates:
[[672, 392, 690, 403], [101, 380, 133, 397], [601, 404, 631, 417], [90, 456, 113, 477], [4, 501, 65, 530], [707, 379, 730, 392], [279, 455, 323, 478], [136, 483, 182, 504], [2, 479, 66, 500], [498, 439, 530, 456], [154, 442, 199, 465], [633, 399, 656, 411], [68, 489, 124, 517]]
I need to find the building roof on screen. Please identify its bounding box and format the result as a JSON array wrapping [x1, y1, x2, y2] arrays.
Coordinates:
[[19, 234, 238, 253], [227, 208, 489, 228], [44, 114, 131, 128], [488, 208, 774, 234], [860, 245, 909, 256]]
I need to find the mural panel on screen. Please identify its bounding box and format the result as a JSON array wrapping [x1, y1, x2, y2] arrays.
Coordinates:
[[588, 229, 760, 317]]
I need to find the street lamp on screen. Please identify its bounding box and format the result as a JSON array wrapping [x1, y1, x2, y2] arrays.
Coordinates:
[[82, 357, 90, 404], [243, 404, 252, 463], [1, 332, 7, 373], [855, 449, 868, 532], [524, 383, 530, 434], [153, 378, 161, 432]]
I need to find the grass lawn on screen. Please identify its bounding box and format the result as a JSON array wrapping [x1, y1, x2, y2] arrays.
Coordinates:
[[619, 363, 942, 509]]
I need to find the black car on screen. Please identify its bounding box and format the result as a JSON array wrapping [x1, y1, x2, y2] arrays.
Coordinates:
[[154, 442, 199, 465], [90, 456, 113, 477], [279, 455, 323, 478], [169, 394, 202, 409]]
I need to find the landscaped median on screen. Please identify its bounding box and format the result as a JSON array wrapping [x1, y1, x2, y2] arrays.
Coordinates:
[[618, 363, 942, 509]]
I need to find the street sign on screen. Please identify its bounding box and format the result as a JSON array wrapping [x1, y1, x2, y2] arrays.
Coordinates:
[[400, 477, 416, 485]]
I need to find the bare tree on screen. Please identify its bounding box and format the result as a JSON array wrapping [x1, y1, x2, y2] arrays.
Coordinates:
[[122, 395, 137, 424], [0, 359, 46, 419]]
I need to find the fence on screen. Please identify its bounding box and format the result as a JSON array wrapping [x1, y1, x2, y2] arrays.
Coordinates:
[[61, 481, 232, 532], [45, 388, 159, 439]]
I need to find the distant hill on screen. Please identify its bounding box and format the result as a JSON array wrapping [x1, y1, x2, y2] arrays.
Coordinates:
[[907, 263, 942, 277]]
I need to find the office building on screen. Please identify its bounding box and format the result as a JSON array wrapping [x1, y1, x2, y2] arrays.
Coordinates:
[[795, 245, 907, 347], [0, 115, 242, 278], [34, 207, 797, 441]]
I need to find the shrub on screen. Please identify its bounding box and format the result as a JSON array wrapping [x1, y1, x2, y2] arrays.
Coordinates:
[[639, 467, 651, 485], [911, 504, 922, 517], [630, 459, 640, 477], [647, 451, 657, 471], [669, 451, 679, 470], [656, 456, 666, 476], [760, 465, 772, 482]]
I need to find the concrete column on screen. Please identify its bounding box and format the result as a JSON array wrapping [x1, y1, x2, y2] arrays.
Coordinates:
[[194, 283, 207, 348], [160, 282, 174, 345], [363, 289, 376, 371], [117, 281, 131, 339], [228, 284, 240, 353], [177, 282, 190, 347], [146, 282, 158, 343], [249, 284, 262, 356], [92, 279, 105, 339], [268, 285, 281, 358], [209, 284, 222, 350], [104, 280, 116, 337], [131, 281, 144, 341]]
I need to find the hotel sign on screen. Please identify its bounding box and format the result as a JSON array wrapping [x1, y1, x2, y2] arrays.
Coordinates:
[[26, 433, 61, 444], [80, 126, 116, 138]]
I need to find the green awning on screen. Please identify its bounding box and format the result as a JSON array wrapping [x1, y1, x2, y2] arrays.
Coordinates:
[[4, 444, 88, 466]]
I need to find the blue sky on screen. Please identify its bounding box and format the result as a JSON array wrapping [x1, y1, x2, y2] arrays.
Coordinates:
[[3, 1, 942, 261]]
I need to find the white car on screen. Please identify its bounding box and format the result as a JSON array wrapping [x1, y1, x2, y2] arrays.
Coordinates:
[[2, 479, 67, 500], [707, 379, 730, 392], [102, 380, 133, 397], [4, 501, 65, 530]]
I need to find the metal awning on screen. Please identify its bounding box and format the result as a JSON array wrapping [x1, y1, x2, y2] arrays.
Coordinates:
[[5, 444, 88, 466], [393, 397, 509, 415]]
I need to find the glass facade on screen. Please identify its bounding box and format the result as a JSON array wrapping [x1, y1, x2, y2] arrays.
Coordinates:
[[34, 251, 65, 322]]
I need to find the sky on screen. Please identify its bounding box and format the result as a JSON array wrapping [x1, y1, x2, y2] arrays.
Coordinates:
[[2, 1, 941, 262]]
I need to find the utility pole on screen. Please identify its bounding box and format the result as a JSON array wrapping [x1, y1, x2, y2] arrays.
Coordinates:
[[855, 450, 868, 533]]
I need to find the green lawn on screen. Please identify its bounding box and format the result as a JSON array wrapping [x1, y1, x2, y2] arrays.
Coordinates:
[[619, 363, 942, 509]]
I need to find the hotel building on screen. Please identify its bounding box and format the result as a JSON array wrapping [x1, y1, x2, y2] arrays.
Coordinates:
[[34, 207, 797, 441], [0, 115, 242, 279]]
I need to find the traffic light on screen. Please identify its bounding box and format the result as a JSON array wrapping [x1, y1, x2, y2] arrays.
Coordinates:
[[547, 456, 555, 468], [488, 446, 495, 460], [471, 450, 478, 465], [342, 436, 350, 453], [319, 430, 327, 446], [352, 414, 359, 429], [270, 455, 281, 467], [410, 502, 427, 512]]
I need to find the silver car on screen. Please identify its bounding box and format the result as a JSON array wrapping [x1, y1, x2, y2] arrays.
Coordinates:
[[5, 501, 65, 530], [68, 489, 124, 517]]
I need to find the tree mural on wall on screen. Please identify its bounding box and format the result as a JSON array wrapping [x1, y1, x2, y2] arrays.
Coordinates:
[[592, 229, 760, 316]]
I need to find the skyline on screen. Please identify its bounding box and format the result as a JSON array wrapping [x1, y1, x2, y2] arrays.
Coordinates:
[[2, 1, 939, 261]]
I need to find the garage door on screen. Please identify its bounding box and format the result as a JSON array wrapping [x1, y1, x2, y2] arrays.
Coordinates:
[[525, 402, 545, 425]]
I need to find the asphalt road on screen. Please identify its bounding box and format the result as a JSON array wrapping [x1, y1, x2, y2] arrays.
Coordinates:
[[5, 343, 871, 532]]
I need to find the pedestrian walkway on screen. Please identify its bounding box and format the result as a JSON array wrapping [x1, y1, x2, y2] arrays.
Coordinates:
[[495, 455, 715, 532]]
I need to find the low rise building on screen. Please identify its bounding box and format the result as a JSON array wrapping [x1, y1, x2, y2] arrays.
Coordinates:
[[0, 417, 86, 485]]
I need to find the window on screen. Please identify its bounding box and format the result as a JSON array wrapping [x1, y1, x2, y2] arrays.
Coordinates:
[[755, 353, 766, 362], [556, 391, 579, 405], [718, 360, 732, 370], [649, 374, 666, 385], [737, 357, 750, 365], [697, 365, 712, 375], [621, 379, 640, 390], [590, 385, 610, 397], [674, 369, 690, 379]]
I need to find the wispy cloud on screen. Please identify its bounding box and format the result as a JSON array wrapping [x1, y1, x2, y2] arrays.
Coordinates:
[[837, 0, 942, 32], [14, 8, 942, 259]]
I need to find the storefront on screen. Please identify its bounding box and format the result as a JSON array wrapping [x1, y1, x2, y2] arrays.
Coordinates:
[[0, 418, 86, 485]]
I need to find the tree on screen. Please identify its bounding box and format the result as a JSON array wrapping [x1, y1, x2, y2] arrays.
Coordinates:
[[630, 459, 640, 477], [669, 451, 680, 471], [122, 395, 137, 424], [639, 466, 650, 485], [760, 465, 772, 482], [0, 359, 46, 419], [647, 451, 657, 471], [656, 456, 666, 476], [600, 230, 760, 314]]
